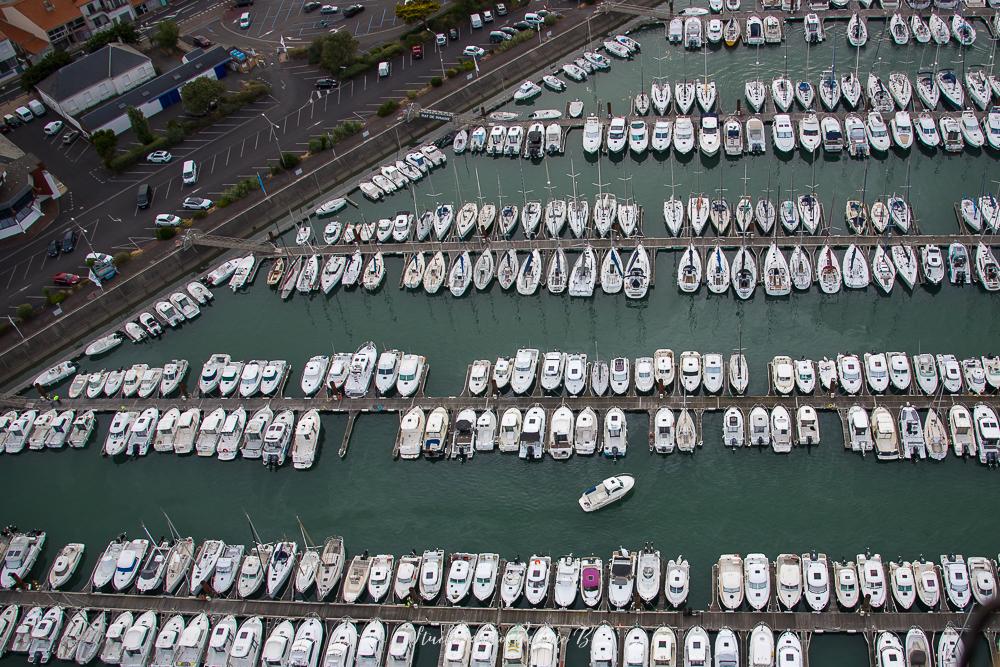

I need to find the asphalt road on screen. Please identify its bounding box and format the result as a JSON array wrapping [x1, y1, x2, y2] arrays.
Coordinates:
[[0, 0, 578, 315]]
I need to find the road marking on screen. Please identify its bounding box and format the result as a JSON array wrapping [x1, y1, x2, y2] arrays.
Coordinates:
[[5, 268, 16, 290], [225, 146, 232, 166]]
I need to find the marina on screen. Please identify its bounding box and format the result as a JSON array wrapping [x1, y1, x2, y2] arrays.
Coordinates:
[[2, 3, 1000, 666]]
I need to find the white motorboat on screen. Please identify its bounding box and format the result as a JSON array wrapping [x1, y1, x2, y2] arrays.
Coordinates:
[[578, 474, 634, 512]]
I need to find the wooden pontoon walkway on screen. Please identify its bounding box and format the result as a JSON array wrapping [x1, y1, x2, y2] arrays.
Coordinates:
[[189, 232, 998, 258], [0, 589, 996, 633], [3, 391, 998, 415]]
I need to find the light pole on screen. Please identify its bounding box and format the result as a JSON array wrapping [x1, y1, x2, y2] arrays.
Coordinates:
[[426, 28, 446, 80], [261, 112, 284, 164]]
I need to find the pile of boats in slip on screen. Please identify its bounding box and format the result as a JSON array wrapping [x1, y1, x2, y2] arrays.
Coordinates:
[[469, 348, 751, 397], [351, 143, 448, 203], [0, 402, 324, 469], [663, 5, 983, 50], [301, 194, 647, 245], [0, 535, 991, 667], [568, 69, 1000, 159], [401, 243, 651, 299], [677, 239, 1000, 296]]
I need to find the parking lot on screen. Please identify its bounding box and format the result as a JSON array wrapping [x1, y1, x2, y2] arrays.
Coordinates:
[[0, 0, 577, 316]]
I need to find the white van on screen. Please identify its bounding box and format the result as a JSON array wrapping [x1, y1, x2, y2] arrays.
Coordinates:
[[15, 106, 33, 123], [524, 11, 543, 25], [470, 12, 483, 28], [239, 11, 251, 28], [182, 160, 198, 185], [377, 61, 390, 78], [28, 100, 46, 117]]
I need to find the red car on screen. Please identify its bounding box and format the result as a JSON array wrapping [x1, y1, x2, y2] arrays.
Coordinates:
[[411, 44, 423, 59], [52, 272, 81, 286]]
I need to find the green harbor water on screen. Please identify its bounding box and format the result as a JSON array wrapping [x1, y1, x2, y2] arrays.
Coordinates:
[[3, 19, 1000, 666]]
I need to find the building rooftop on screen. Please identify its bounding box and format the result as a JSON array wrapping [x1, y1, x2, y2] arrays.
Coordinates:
[[4, 0, 83, 31], [35, 43, 151, 101], [0, 19, 49, 54], [80, 46, 230, 131], [0, 152, 39, 205]]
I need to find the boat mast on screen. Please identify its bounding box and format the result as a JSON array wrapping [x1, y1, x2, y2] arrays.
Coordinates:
[[161, 510, 181, 541], [245, 512, 269, 566]]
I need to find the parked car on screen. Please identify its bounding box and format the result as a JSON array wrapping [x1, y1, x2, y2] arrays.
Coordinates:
[[155, 214, 183, 227], [303, 1, 321, 10], [377, 61, 390, 77], [147, 150, 172, 163], [435, 33, 447, 45], [489, 30, 510, 42], [496, 2, 507, 14], [192, 35, 213, 48], [182, 197, 213, 210], [343, 3, 363, 15], [315, 78, 339, 89], [61, 130, 79, 144], [482, 10, 493, 22], [239, 11, 251, 27], [463, 45, 486, 58], [500, 26, 517, 35], [43, 120, 63, 135], [61, 228, 78, 253], [411, 44, 423, 59], [52, 272, 81, 286], [512, 20, 531, 30], [47, 239, 60, 257], [320, 4, 338, 12], [449, 27, 459, 40]]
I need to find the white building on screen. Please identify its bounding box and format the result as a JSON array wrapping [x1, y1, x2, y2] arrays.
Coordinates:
[[34, 43, 154, 118]]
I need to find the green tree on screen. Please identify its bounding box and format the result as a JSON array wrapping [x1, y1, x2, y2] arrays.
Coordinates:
[[307, 32, 358, 73], [91, 129, 118, 166], [20, 50, 71, 91], [180, 77, 226, 116], [126, 106, 154, 144], [153, 20, 180, 51], [84, 22, 140, 52], [394, 0, 440, 24]]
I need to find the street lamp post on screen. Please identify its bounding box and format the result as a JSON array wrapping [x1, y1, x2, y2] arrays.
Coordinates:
[[426, 28, 446, 80], [261, 112, 284, 164]]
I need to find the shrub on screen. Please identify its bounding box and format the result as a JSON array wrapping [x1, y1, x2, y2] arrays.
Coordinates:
[[330, 120, 362, 142], [446, 67, 458, 78], [459, 60, 476, 72], [113, 251, 132, 266], [430, 76, 443, 87], [156, 227, 178, 240], [377, 100, 400, 117], [192, 210, 208, 220], [49, 292, 67, 305], [406, 90, 419, 100], [308, 137, 327, 152], [280, 153, 301, 169], [15, 303, 34, 321]]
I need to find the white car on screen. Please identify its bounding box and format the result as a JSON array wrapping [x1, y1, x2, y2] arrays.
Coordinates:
[[155, 214, 183, 227], [436, 33, 447, 45], [463, 45, 486, 58], [147, 150, 173, 163], [320, 4, 338, 11], [182, 197, 213, 210], [43, 120, 63, 135]]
